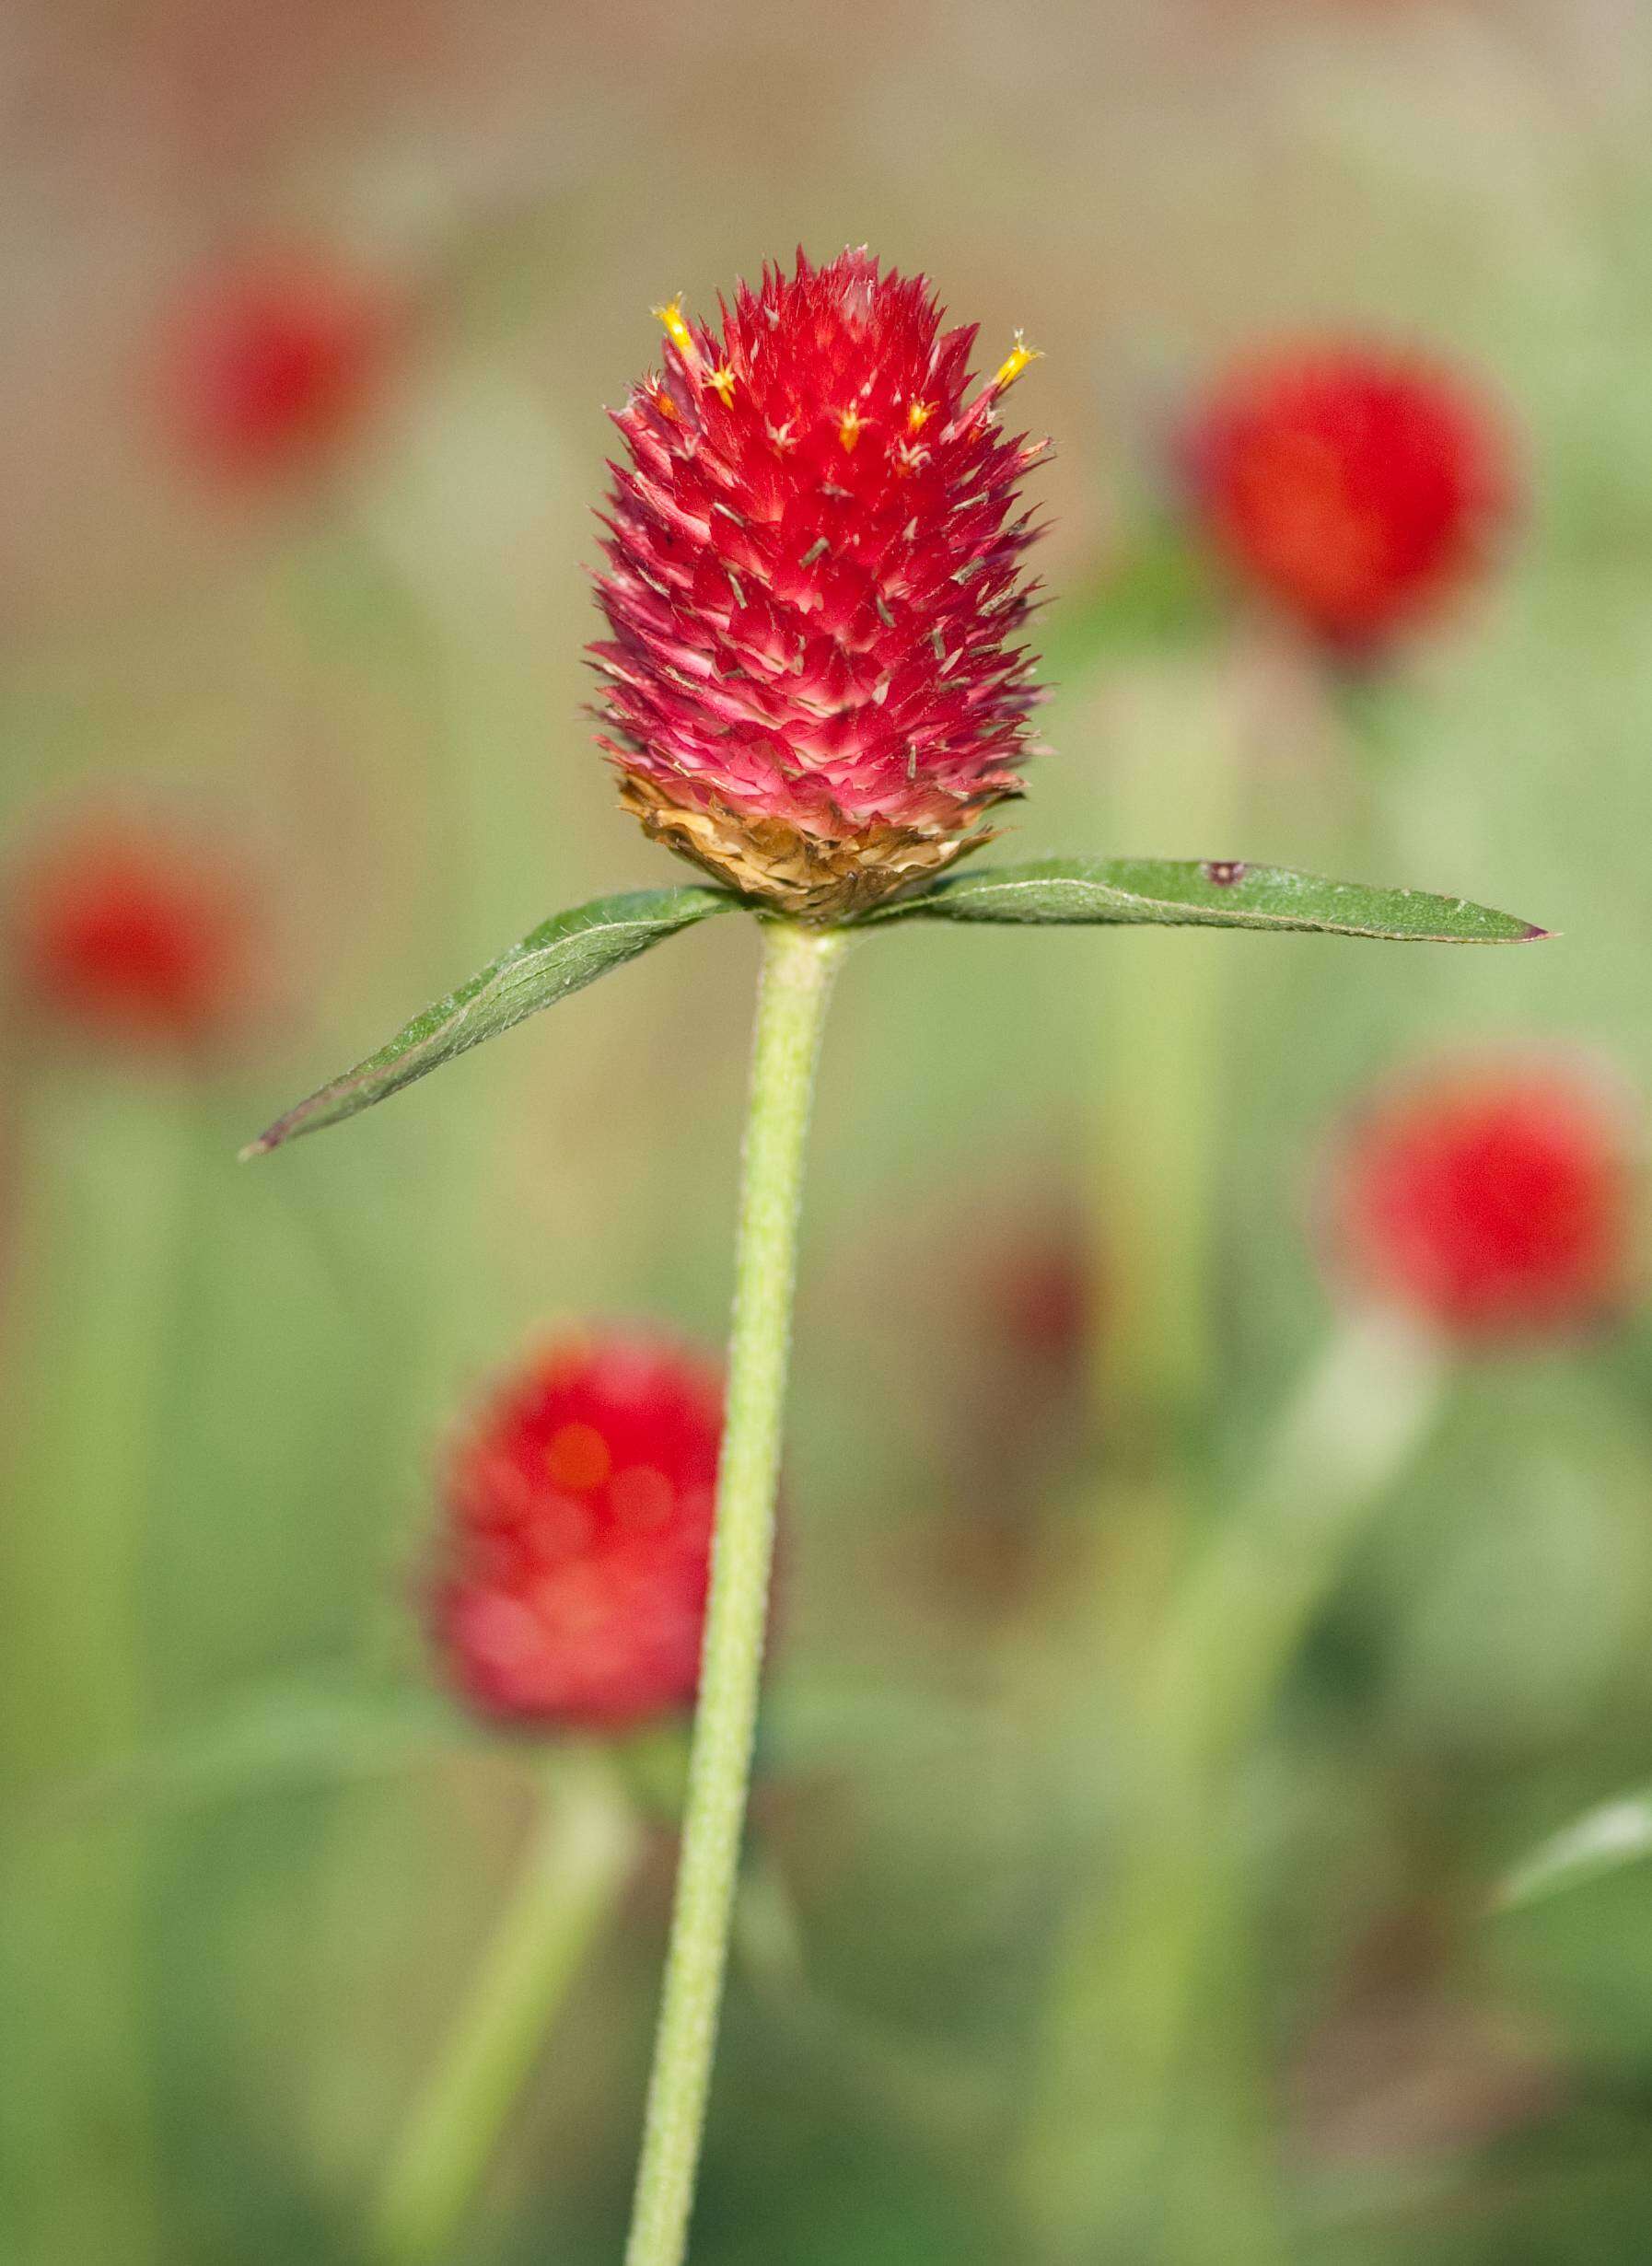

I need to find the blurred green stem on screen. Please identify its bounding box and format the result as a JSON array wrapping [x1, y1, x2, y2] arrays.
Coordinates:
[[371, 1752, 640, 2265], [624, 917, 846, 2266], [1088, 656, 1247, 1453], [1027, 1312, 1448, 2262], [3, 1072, 192, 1776], [0, 1069, 194, 2266], [1149, 1311, 1448, 1768]]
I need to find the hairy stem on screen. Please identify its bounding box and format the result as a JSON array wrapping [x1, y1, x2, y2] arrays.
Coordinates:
[[623, 918, 846, 2266]]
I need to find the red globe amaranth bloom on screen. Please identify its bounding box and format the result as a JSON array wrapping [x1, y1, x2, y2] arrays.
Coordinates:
[[166, 250, 390, 480], [591, 249, 1049, 917], [434, 1332, 727, 1729], [1328, 1060, 1639, 1340], [14, 823, 252, 1049], [1186, 344, 1509, 654]]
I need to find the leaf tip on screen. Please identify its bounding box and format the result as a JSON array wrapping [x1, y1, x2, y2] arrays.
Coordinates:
[[1522, 923, 1557, 942], [238, 1129, 278, 1163]]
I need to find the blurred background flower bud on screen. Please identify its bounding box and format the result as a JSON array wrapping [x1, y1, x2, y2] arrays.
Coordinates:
[[1183, 343, 1511, 657], [160, 247, 396, 482], [11, 814, 257, 1052], [431, 1330, 728, 1730], [1323, 1055, 1640, 1342]]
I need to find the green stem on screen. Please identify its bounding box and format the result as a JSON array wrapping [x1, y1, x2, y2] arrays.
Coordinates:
[[0, 1067, 192, 2266], [1088, 651, 1247, 1454], [1147, 1309, 1448, 1771], [1024, 1312, 1449, 2264], [623, 917, 847, 2266], [371, 1753, 641, 2265]]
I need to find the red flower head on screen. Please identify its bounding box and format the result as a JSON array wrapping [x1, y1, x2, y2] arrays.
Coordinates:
[[591, 249, 1049, 918], [1326, 1057, 1639, 1342], [433, 1331, 727, 1730], [1185, 343, 1510, 655], [14, 821, 252, 1050], [166, 250, 391, 481]]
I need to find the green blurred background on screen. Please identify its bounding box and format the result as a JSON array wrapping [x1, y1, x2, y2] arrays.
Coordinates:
[[5, 2, 1652, 2260]]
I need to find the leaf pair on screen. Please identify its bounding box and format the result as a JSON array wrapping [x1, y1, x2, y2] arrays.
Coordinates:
[[244, 858, 1546, 1156]]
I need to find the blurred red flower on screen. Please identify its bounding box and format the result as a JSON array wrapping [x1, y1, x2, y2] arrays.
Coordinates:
[[990, 1232, 1093, 1370], [593, 248, 1049, 916], [1185, 344, 1510, 655], [1327, 1058, 1639, 1340], [14, 821, 253, 1050], [434, 1331, 727, 1730], [164, 250, 391, 480]]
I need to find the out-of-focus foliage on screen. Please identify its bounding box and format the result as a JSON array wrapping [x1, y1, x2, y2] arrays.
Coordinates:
[[5, 5, 1652, 2264]]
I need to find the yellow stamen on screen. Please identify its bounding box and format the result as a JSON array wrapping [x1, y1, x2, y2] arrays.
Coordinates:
[[992, 329, 1042, 392], [652, 294, 697, 362], [906, 400, 935, 433], [838, 407, 865, 453], [707, 364, 737, 407]]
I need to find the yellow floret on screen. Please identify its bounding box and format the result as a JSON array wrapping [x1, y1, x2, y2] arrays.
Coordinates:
[[992, 329, 1042, 392], [652, 295, 698, 362]]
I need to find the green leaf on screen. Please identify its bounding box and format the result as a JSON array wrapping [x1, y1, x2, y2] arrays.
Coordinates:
[[1497, 1793, 1652, 1912], [242, 857, 1543, 1157], [867, 857, 1548, 944], [244, 884, 739, 1155]]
